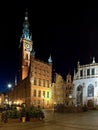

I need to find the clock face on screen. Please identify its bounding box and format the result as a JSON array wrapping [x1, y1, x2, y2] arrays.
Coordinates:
[[25, 43, 30, 49], [25, 43, 32, 51]]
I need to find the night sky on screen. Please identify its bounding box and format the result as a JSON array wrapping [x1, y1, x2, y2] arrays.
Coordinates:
[[0, 2, 98, 92]]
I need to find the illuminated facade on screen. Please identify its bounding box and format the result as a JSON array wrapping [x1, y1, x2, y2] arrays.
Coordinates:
[[9, 11, 53, 108], [53, 73, 65, 105], [73, 57, 98, 108]]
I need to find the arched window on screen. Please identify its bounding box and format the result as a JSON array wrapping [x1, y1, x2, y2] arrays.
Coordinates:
[[88, 84, 94, 97]]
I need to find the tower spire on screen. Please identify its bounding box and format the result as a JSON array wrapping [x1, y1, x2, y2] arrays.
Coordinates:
[[22, 9, 32, 40], [19, 10, 33, 81], [15, 75, 17, 86], [48, 54, 52, 64], [92, 57, 95, 64]]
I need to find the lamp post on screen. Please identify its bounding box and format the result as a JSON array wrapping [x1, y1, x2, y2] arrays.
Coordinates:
[[8, 83, 12, 107], [69, 94, 72, 106], [69, 94, 72, 99]]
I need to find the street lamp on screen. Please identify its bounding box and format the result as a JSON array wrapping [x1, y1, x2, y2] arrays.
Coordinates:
[[69, 94, 72, 106], [69, 94, 72, 99], [8, 83, 12, 107]]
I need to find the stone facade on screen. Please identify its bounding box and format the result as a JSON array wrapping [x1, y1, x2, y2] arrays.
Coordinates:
[[73, 58, 98, 108]]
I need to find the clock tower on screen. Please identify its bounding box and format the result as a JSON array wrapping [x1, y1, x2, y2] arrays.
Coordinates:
[[19, 10, 33, 80]]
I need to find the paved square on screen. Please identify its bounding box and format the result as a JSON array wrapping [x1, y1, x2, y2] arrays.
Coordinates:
[[1, 110, 98, 130]]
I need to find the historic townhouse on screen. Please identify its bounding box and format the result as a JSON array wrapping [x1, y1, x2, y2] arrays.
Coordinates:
[[52, 73, 65, 105]]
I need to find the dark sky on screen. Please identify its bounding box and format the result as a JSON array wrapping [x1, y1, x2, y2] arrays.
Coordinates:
[[0, 1, 98, 92]]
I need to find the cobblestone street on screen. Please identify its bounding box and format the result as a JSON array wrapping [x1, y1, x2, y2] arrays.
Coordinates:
[[1, 109, 98, 130]]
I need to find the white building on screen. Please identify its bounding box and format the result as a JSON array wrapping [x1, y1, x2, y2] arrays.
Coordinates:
[[73, 57, 98, 109]]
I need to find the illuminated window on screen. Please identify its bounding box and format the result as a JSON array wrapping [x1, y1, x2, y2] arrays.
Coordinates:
[[38, 79, 41, 86], [38, 90, 41, 97], [43, 91, 45, 97], [47, 92, 49, 98]]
